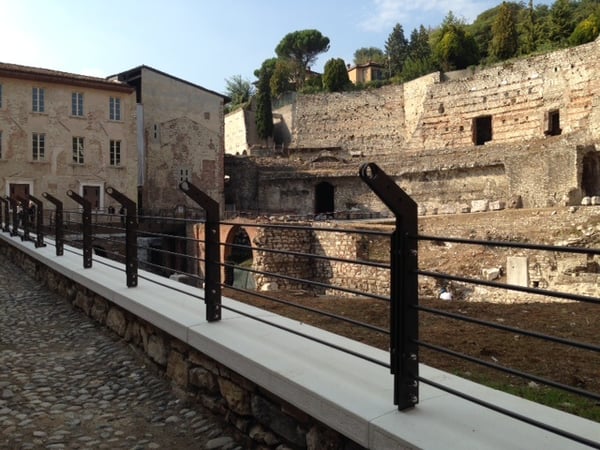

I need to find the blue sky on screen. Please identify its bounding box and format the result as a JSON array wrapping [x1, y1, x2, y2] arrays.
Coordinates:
[[1, 0, 552, 96]]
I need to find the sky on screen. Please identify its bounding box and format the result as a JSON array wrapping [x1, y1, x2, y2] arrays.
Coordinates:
[[0, 0, 553, 96]]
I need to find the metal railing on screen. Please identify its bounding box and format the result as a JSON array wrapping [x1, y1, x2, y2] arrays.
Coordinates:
[[1, 162, 598, 449]]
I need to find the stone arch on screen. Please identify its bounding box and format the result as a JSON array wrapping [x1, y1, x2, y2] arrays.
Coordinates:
[[315, 182, 335, 216], [581, 151, 600, 197], [223, 225, 254, 286]]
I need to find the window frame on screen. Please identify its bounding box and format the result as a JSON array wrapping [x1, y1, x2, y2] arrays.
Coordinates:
[[32, 132, 45, 161], [109, 97, 121, 121], [109, 139, 121, 166], [72, 92, 84, 117], [72, 136, 84, 164], [32, 87, 45, 113]]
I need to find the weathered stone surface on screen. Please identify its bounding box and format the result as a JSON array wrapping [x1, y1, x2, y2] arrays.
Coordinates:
[[482, 267, 501, 281], [147, 334, 168, 366], [167, 351, 189, 388], [489, 200, 506, 211], [73, 291, 92, 315], [106, 307, 127, 336], [591, 196, 600, 205], [306, 425, 343, 450], [218, 378, 251, 415], [251, 394, 305, 447], [581, 196, 592, 206], [471, 200, 489, 213], [189, 367, 218, 393], [90, 297, 108, 323]]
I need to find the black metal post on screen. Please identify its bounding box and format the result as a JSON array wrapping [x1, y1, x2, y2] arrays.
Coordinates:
[[2, 197, 9, 233], [106, 186, 138, 287], [27, 194, 46, 248], [0, 197, 7, 232], [360, 162, 419, 410], [8, 197, 19, 237], [179, 181, 221, 322], [15, 196, 29, 242], [66, 190, 92, 268], [42, 193, 64, 256]]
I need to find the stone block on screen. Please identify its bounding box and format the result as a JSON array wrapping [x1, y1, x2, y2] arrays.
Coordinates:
[[489, 200, 506, 211], [73, 291, 92, 315], [189, 367, 218, 393], [251, 394, 305, 447], [507, 256, 529, 287], [592, 196, 600, 205], [581, 196, 592, 206], [482, 267, 501, 281], [90, 297, 108, 323], [471, 200, 489, 213], [147, 334, 168, 366], [439, 204, 457, 215], [166, 351, 189, 388], [458, 203, 470, 213], [106, 307, 127, 336], [218, 378, 251, 415]]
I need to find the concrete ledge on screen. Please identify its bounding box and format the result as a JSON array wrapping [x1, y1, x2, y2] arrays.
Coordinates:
[[2, 233, 598, 449]]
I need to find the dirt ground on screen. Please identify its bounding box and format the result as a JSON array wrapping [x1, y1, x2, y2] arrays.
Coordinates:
[[223, 206, 600, 418]]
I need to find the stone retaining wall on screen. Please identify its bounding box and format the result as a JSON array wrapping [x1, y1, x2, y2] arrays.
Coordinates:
[[0, 242, 364, 450]]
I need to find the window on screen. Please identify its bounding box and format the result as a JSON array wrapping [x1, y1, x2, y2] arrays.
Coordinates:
[[178, 168, 191, 183], [32, 87, 45, 112], [110, 140, 121, 166], [72, 137, 84, 164], [82, 185, 101, 209], [72, 92, 84, 116], [153, 124, 159, 139], [109, 97, 121, 120], [32, 133, 45, 160]]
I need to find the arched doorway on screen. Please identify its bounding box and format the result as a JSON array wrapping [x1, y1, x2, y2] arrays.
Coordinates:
[[315, 182, 334, 216], [582, 152, 600, 197], [223, 226, 254, 288]]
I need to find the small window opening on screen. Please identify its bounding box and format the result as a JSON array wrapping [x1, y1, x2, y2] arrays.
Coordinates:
[[473, 116, 492, 146], [545, 110, 561, 136]]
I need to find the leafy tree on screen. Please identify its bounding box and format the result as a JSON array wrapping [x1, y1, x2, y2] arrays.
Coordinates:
[[549, 0, 576, 44], [385, 23, 409, 77], [224, 75, 254, 112], [353, 47, 386, 65], [323, 58, 351, 92], [569, 12, 600, 45], [519, 0, 538, 54], [269, 59, 294, 98], [254, 59, 275, 141], [489, 2, 519, 60], [431, 12, 480, 71], [400, 56, 437, 82], [275, 29, 330, 89]]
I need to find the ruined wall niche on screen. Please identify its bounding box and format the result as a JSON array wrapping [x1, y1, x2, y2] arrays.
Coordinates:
[[581, 150, 600, 197], [473, 115, 493, 145]]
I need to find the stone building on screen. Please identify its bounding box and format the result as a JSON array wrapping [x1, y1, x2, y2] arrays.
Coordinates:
[[0, 63, 138, 209], [225, 37, 600, 216], [347, 62, 386, 85], [109, 66, 228, 212]]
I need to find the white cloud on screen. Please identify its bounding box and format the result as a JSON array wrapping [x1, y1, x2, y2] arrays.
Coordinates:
[[360, 0, 496, 33]]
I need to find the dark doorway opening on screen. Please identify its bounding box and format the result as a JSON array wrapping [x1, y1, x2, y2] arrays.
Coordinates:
[[9, 183, 30, 200], [224, 227, 253, 288], [315, 182, 334, 216], [83, 185, 100, 209], [473, 116, 493, 146], [546, 110, 561, 136], [582, 151, 600, 197]]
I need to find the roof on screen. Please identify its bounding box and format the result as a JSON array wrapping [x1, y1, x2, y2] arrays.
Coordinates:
[[108, 65, 230, 102], [347, 61, 386, 71], [0, 62, 135, 93]]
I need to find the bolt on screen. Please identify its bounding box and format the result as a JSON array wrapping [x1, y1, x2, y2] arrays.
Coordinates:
[[410, 395, 418, 403], [409, 353, 417, 361]]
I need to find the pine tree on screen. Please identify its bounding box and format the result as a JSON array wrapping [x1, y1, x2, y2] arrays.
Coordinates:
[[385, 24, 409, 77], [255, 61, 274, 141], [490, 2, 519, 60]]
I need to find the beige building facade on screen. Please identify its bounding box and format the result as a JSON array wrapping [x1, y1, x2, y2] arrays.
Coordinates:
[[0, 63, 137, 210], [110, 66, 228, 213]]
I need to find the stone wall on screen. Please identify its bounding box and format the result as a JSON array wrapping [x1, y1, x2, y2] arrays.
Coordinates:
[[0, 242, 364, 450]]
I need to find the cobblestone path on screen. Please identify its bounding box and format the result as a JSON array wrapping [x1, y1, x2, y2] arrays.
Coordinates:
[[0, 254, 243, 450]]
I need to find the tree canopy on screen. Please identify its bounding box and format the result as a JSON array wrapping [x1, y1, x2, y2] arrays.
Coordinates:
[[353, 47, 386, 65], [255, 59, 275, 141], [385, 24, 409, 77], [224, 75, 254, 112], [489, 2, 519, 60], [323, 58, 351, 92], [275, 29, 330, 88]]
